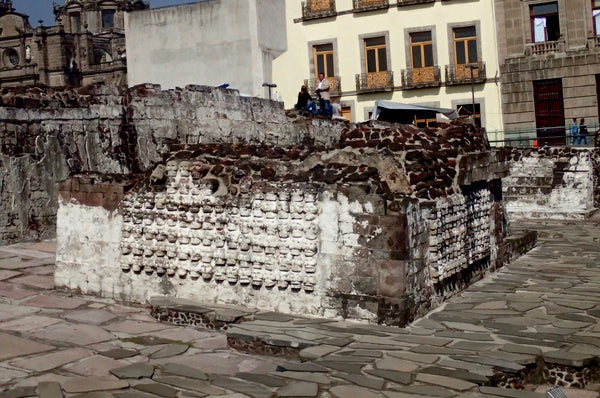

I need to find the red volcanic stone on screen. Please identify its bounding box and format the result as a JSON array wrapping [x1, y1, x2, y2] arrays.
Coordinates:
[[293, 172, 310, 182], [348, 140, 367, 148], [287, 149, 301, 160], [348, 129, 363, 139], [448, 159, 456, 167], [211, 164, 224, 175], [367, 140, 381, 148], [260, 167, 276, 179], [388, 142, 403, 151]]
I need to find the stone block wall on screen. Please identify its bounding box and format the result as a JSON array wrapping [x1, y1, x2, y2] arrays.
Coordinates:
[[0, 84, 342, 244], [503, 147, 599, 220], [56, 120, 512, 326]]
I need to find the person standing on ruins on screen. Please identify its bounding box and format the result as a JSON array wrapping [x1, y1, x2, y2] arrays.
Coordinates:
[[315, 72, 332, 117]]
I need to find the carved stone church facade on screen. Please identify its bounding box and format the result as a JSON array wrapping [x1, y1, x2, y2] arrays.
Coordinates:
[[0, 0, 147, 88]]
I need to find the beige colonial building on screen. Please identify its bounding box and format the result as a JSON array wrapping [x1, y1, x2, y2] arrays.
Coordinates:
[[273, 0, 503, 132], [0, 0, 147, 88], [495, 0, 600, 145]]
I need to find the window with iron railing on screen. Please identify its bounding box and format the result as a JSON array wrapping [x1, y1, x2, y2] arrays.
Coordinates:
[[411, 31, 434, 82]]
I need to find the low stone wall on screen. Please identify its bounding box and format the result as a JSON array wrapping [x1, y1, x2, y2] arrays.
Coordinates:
[[56, 121, 516, 326], [0, 84, 342, 244], [503, 147, 599, 220]]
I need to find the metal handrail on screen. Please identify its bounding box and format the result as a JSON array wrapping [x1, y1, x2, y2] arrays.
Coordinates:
[[486, 123, 599, 148]]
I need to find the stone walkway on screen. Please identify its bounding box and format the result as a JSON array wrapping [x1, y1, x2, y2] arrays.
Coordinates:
[[0, 221, 600, 398]]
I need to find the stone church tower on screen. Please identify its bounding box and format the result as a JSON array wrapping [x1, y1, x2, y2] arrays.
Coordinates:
[[0, 0, 148, 88]]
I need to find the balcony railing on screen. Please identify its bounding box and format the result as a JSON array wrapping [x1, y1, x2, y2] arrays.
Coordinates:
[[304, 76, 342, 98], [302, 0, 336, 20], [445, 62, 486, 86], [588, 35, 600, 49], [524, 40, 565, 56], [353, 0, 389, 12], [356, 71, 394, 93], [397, 0, 435, 6], [401, 66, 441, 89]]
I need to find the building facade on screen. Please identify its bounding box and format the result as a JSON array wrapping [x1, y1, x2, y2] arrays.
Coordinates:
[[273, 0, 503, 131], [0, 0, 147, 88], [496, 0, 600, 145], [125, 0, 287, 98]]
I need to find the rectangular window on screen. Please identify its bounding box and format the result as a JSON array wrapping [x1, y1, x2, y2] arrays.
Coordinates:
[[530, 2, 560, 42], [102, 10, 115, 29], [71, 12, 81, 33], [313, 44, 335, 79], [594, 0, 600, 35], [410, 31, 433, 69], [457, 103, 481, 126], [453, 27, 477, 65], [364, 36, 387, 73]]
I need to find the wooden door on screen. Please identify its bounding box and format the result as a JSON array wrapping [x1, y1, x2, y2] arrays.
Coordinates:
[[533, 78, 565, 146]]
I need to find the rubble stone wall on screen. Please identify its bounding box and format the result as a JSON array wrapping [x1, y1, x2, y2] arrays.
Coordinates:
[[0, 84, 342, 244], [503, 148, 599, 220]]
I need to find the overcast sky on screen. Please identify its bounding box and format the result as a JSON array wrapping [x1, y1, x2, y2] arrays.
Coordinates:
[[12, 0, 197, 26]]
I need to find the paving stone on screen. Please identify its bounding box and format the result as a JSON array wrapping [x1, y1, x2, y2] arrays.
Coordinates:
[[415, 373, 477, 391], [100, 349, 139, 360], [104, 321, 171, 334], [276, 362, 328, 373], [149, 344, 189, 359], [62, 377, 129, 393], [0, 387, 37, 398], [253, 311, 295, 322], [261, 334, 317, 349], [411, 318, 445, 330], [132, 383, 178, 398], [64, 355, 126, 376], [20, 295, 85, 309], [211, 376, 273, 398], [387, 384, 458, 397], [234, 372, 287, 387], [32, 323, 116, 346], [392, 335, 452, 346], [269, 371, 331, 384], [63, 310, 118, 325], [0, 303, 40, 322], [386, 351, 439, 364], [313, 360, 364, 374], [276, 382, 318, 397], [0, 257, 53, 270], [364, 368, 412, 385], [448, 341, 500, 351], [543, 350, 595, 367], [0, 315, 62, 332], [374, 358, 419, 372], [0, 270, 21, 281], [10, 275, 54, 290], [36, 382, 63, 398], [110, 364, 154, 379], [0, 366, 29, 384], [113, 392, 158, 398], [11, 348, 91, 372], [450, 355, 524, 373], [435, 331, 494, 341], [507, 302, 541, 312], [333, 372, 385, 390], [409, 345, 470, 355], [419, 367, 489, 384], [162, 363, 208, 381], [299, 344, 340, 360], [436, 358, 495, 377], [319, 337, 355, 347], [321, 355, 376, 363], [499, 343, 543, 356], [478, 386, 545, 397], [0, 331, 54, 361], [347, 350, 384, 358], [330, 385, 384, 398], [152, 376, 225, 395], [552, 320, 593, 329], [478, 350, 537, 365]]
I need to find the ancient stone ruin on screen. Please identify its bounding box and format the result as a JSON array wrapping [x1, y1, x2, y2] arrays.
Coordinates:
[[0, 84, 547, 325]]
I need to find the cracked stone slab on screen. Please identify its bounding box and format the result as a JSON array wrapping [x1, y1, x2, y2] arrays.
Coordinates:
[[419, 366, 489, 384], [0, 387, 37, 398], [435, 331, 494, 341], [451, 355, 524, 373], [313, 360, 364, 374], [374, 358, 419, 372], [152, 376, 225, 395], [109, 364, 154, 379], [276, 362, 328, 373], [132, 383, 178, 398], [211, 376, 273, 398], [415, 373, 477, 391], [161, 363, 208, 381], [478, 386, 545, 397], [269, 371, 331, 384], [387, 384, 458, 397], [499, 344, 543, 356], [0, 331, 54, 361], [277, 382, 318, 397], [99, 349, 138, 360], [61, 377, 129, 393], [149, 344, 189, 359], [36, 382, 63, 398], [234, 372, 287, 387], [364, 368, 412, 385], [11, 347, 92, 372], [333, 372, 385, 390], [386, 351, 439, 364], [330, 385, 384, 398], [299, 344, 340, 360]]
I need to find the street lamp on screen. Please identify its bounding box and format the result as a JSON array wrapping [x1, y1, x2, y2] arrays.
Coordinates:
[[465, 64, 478, 124], [262, 82, 277, 100]]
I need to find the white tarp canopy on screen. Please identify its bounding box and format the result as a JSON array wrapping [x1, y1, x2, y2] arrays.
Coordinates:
[[372, 100, 459, 124]]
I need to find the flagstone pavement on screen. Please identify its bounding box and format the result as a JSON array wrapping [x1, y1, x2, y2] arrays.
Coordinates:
[[1, 220, 600, 398]]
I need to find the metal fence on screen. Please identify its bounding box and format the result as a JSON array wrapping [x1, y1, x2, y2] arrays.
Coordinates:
[[487, 124, 599, 148]]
